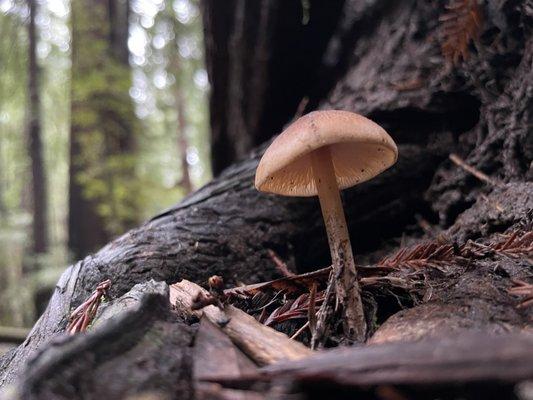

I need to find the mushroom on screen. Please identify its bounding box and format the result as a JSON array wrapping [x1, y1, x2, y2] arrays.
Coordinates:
[[255, 110, 398, 343]]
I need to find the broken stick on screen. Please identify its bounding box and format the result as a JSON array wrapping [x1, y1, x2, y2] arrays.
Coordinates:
[[169, 279, 313, 366]]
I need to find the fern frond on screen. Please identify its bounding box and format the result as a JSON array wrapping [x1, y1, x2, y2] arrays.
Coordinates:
[[440, 0, 483, 65]]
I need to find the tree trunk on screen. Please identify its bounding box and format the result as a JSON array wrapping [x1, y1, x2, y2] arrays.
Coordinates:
[[173, 54, 193, 193], [201, 0, 345, 175], [27, 0, 48, 255], [68, 0, 138, 260], [176, 85, 193, 193], [1, 0, 532, 398]]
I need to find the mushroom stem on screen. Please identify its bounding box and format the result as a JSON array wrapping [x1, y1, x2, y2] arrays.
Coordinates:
[[310, 146, 366, 342]]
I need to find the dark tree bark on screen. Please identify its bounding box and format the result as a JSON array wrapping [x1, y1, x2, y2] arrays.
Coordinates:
[[201, 0, 345, 175], [2, 0, 532, 398], [27, 0, 48, 255], [68, 0, 138, 260]]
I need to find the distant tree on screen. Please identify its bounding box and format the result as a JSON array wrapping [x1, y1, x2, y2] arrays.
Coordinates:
[[169, 5, 193, 194], [0, 144, 5, 219], [175, 72, 193, 194], [27, 0, 48, 255], [69, 0, 139, 260]]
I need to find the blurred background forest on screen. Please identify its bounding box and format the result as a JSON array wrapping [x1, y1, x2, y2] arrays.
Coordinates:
[[0, 0, 211, 330]]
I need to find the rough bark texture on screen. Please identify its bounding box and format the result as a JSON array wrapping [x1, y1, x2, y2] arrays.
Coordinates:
[[1, 0, 532, 399], [2, 281, 195, 400], [0, 140, 442, 387]]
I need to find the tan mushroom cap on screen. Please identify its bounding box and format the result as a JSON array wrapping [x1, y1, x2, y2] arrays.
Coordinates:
[[255, 110, 398, 197]]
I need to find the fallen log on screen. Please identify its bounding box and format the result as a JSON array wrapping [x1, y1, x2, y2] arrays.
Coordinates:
[[1, 281, 196, 400], [0, 141, 443, 386]]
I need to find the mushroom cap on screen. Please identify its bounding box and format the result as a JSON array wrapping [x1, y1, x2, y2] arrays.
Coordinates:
[[255, 110, 398, 197]]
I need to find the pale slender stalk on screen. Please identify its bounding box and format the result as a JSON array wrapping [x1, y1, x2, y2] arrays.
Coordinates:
[[310, 146, 366, 342]]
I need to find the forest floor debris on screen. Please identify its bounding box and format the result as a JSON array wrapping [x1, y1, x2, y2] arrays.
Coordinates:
[[173, 228, 532, 348]]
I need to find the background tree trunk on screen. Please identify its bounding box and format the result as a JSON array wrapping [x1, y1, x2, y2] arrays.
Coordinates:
[[1, 0, 532, 398], [201, 0, 345, 175], [27, 0, 48, 255], [68, 0, 139, 260], [175, 82, 193, 193], [0, 139, 5, 220]]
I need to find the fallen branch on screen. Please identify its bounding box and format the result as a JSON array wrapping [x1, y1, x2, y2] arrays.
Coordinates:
[[449, 153, 501, 186], [169, 280, 312, 366], [217, 333, 533, 395]]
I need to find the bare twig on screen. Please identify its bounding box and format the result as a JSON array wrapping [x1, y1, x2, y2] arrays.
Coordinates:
[[293, 97, 309, 120], [267, 249, 295, 277], [449, 153, 501, 186], [290, 321, 310, 340], [308, 282, 317, 335]]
